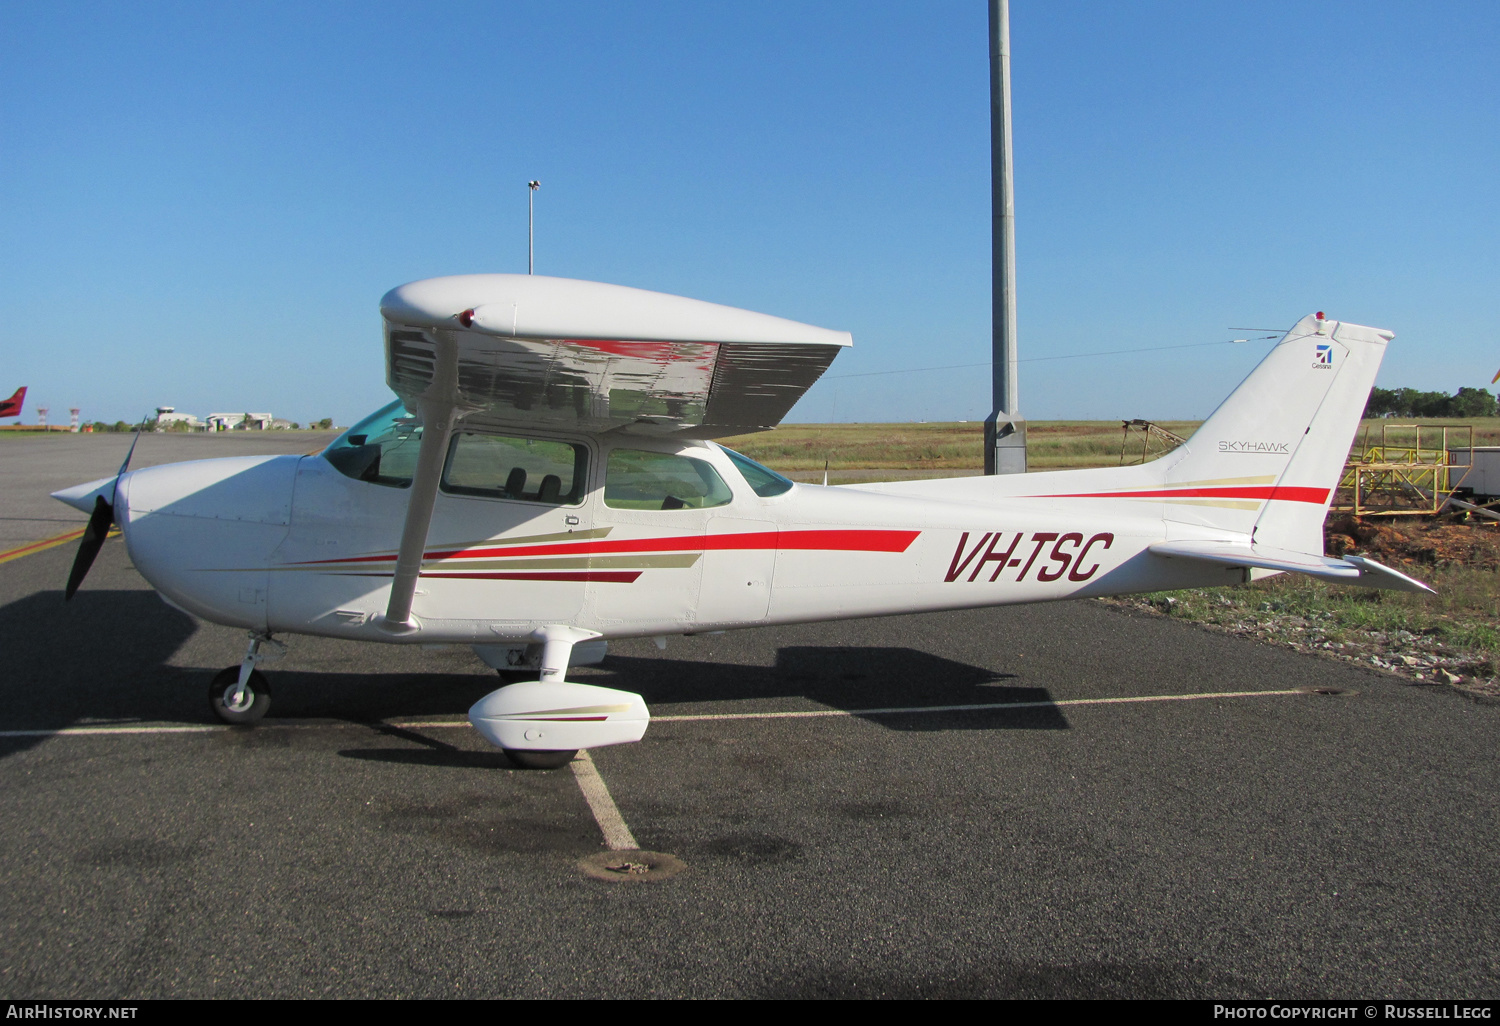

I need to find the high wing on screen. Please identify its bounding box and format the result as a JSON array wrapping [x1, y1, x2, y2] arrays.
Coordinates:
[[373, 274, 850, 632], [379, 274, 851, 437]]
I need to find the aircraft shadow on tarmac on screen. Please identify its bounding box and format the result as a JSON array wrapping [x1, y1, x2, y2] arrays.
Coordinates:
[[2, 588, 1066, 761], [594, 649, 1068, 732], [2, 589, 200, 757], [337, 649, 1067, 769]]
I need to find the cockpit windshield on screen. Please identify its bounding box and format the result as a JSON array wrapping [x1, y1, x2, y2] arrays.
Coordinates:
[[322, 399, 421, 488]]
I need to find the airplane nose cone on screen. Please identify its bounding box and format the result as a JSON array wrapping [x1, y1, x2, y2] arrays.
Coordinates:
[[51, 475, 119, 514]]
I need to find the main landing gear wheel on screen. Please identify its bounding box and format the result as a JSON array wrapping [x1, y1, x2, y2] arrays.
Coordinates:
[[505, 749, 578, 770], [209, 667, 271, 725]]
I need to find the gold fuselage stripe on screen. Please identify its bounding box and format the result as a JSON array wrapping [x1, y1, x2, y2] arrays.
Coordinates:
[[267, 552, 703, 573]]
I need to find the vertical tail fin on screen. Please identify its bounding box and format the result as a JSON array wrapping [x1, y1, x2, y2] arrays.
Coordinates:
[[1161, 314, 1390, 552], [0, 386, 26, 419]]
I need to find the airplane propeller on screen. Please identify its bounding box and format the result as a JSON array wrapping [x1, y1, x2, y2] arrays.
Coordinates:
[[63, 418, 146, 601]]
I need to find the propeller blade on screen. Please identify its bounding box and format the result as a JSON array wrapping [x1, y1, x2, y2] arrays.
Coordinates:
[[110, 416, 147, 506], [65, 416, 146, 600], [117, 416, 148, 477], [64, 495, 114, 601]]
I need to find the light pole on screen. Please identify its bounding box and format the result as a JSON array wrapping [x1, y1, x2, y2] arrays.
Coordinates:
[[983, 0, 1026, 474], [528, 180, 540, 274]]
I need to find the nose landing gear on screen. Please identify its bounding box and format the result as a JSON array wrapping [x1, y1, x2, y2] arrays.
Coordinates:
[[209, 666, 271, 724], [209, 631, 283, 725], [468, 626, 650, 768]]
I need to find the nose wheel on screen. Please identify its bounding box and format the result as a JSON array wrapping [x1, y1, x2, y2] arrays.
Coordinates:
[[505, 748, 578, 770], [209, 631, 280, 724], [209, 666, 271, 724]]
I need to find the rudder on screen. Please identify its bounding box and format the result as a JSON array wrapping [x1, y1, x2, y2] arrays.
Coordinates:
[[1161, 314, 1391, 552]]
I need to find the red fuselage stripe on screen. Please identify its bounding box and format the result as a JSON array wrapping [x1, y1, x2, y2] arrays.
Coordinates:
[[1035, 486, 1330, 504], [298, 529, 920, 567]]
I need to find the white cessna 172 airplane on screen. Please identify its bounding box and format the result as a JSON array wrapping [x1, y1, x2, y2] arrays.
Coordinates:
[[54, 274, 1430, 767]]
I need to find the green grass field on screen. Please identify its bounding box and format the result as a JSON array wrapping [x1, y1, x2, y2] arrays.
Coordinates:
[[1107, 563, 1500, 693], [717, 419, 1205, 472], [719, 418, 1500, 475]]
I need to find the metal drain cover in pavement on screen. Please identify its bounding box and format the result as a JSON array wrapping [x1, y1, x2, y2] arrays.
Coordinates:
[[579, 850, 686, 882]]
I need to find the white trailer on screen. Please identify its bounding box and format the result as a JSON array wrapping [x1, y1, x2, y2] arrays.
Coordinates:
[[1448, 447, 1500, 502]]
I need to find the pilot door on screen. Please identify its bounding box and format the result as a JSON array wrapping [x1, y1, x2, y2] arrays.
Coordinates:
[[417, 430, 594, 624]]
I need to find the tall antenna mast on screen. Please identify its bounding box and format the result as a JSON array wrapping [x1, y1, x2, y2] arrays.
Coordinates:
[[984, 0, 1026, 474], [528, 180, 540, 274]]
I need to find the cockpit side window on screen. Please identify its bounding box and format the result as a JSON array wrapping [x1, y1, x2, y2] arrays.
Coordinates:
[[720, 446, 795, 497], [322, 399, 420, 488], [441, 432, 587, 505], [604, 449, 733, 510]]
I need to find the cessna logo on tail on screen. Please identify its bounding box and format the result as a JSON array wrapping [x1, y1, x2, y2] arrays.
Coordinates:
[[1314, 344, 1334, 369]]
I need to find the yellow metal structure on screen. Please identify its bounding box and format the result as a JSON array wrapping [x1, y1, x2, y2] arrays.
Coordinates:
[[1334, 423, 1473, 517]]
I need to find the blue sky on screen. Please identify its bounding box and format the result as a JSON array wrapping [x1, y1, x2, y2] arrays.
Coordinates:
[[2, 1, 1496, 427]]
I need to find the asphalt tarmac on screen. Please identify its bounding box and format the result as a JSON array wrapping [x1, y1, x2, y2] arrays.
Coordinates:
[[1, 437, 1497, 998], [0, 431, 339, 550]]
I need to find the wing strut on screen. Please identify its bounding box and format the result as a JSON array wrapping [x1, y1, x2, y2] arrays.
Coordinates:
[[380, 338, 461, 634]]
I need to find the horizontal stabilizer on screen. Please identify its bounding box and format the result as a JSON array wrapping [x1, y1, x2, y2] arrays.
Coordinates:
[[1149, 540, 1433, 594]]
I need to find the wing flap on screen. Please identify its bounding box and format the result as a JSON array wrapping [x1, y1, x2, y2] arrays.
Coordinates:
[[1149, 540, 1433, 593]]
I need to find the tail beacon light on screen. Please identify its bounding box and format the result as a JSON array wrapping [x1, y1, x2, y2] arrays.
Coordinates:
[[468, 681, 650, 752]]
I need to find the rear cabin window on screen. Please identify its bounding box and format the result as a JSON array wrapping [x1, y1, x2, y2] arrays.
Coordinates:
[[721, 446, 795, 497], [442, 432, 587, 505], [604, 449, 733, 510]]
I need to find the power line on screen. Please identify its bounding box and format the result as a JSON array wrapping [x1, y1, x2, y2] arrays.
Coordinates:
[[830, 361, 990, 380], [825, 335, 1278, 381]]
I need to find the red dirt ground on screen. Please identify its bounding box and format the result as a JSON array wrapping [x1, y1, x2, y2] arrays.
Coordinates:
[[1325, 514, 1500, 570]]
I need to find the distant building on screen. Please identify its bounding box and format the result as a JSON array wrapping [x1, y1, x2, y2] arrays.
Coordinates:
[[155, 406, 203, 430], [207, 412, 274, 431]]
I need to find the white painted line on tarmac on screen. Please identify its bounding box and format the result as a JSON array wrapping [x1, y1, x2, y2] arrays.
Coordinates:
[[389, 720, 470, 729], [0, 724, 227, 737], [651, 688, 1309, 723], [0, 689, 1311, 739], [569, 749, 640, 851]]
